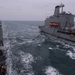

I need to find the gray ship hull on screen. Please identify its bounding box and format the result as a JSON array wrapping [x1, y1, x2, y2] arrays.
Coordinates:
[[0, 22, 7, 75], [39, 26, 75, 42]]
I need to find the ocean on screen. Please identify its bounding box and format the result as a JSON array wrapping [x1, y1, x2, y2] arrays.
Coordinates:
[[2, 21, 75, 75]]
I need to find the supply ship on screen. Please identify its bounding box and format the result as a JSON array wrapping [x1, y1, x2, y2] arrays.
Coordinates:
[[39, 4, 75, 42], [0, 21, 7, 75]]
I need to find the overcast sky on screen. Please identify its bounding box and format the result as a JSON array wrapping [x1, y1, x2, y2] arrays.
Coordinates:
[[0, 0, 75, 21]]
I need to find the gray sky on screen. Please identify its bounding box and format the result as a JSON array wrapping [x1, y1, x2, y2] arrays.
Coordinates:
[[0, 0, 75, 21]]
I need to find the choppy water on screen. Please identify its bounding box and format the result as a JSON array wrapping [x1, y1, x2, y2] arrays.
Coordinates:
[[2, 21, 75, 75]]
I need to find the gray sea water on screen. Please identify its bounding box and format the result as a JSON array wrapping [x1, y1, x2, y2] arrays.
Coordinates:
[[2, 21, 75, 75]]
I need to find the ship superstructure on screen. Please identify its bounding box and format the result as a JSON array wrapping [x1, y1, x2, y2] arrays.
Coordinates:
[[39, 4, 75, 42]]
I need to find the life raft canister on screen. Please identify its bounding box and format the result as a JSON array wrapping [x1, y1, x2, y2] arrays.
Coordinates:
[[49, 22, 59, 26]]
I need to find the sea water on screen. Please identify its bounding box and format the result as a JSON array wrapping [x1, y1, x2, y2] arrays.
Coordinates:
[[2, 21, 75, 75]]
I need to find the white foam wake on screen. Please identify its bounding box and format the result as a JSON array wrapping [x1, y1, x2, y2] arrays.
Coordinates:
[[3, 31, 18, 75], [66, 46, 75, 59], [44, 66, 62, 75], [19, 51, 35, 75]]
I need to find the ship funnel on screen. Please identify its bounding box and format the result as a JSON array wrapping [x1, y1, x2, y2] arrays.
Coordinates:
[[54, 4, 64, 16], [54, 6, 60, 16]]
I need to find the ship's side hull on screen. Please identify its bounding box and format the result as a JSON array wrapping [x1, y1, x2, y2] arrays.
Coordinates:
[[0, 24, 7, 75], [39, 26, 75, 42]]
